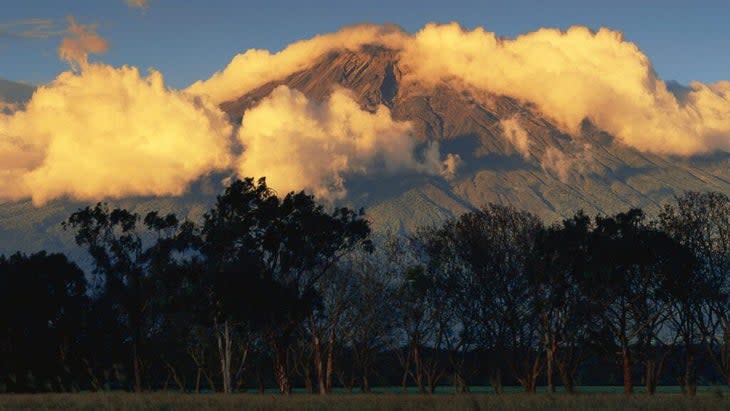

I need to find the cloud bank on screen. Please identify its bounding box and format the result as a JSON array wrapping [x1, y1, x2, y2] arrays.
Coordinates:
[[0, 64, 233, 205], [237, 86, 442, 200], [0, 20, 447, 205], [195, 22, 730, 157], [0, 17, 233, 205]]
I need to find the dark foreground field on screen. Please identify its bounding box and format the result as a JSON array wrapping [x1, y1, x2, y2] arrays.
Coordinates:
[[2, 393, 730, 411]]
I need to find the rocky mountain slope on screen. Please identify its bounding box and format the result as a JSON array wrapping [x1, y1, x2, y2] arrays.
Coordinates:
[[220, 46, 730, 231]]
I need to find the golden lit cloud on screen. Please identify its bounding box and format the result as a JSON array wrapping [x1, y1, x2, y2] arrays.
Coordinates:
[[399, 23, 730, 156], [195, 23, 730, 157], [186, 24, 408, 104], [58, 17, 109, 70], [0, 64, 233, 205], [3, 22, 729, 206], [236, 86, 444, 200]]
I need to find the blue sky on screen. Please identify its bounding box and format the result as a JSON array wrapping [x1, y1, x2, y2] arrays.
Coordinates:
[[1, 0, 728, 88]]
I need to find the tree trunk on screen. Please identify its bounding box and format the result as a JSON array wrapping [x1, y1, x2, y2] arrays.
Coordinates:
[[546, 340, 556, 393], [362, 373, 370, 393], [413, 344, 425, 394], [164, 361, 185, 392], [490, 368, 503, 394], [257, 368, 265, 394], [622, 345, 633, 395], [684, 350, 697, 396], [453, 372, 467, 394], [557, 361, 575, 394], [303, 373, 313, 393], [216, 320, 233, 394], [132, 341, 143, 393], [130, 273, 144, 394], [313, 331, 326, 394], [400, 351, 410, 392], [645, 359, 657, 395], [325, 329, 336, 394], [83, 359, 104, 392], [204, 371, 216, 393], [273, 339, 291, 395]]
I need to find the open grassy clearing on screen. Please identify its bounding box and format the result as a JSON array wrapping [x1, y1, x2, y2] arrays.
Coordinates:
[[2, 392, 730, 411]]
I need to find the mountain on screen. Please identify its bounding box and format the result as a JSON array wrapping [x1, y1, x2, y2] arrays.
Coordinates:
[[2, 46, 730, 256], [220, 46, 730, 231]]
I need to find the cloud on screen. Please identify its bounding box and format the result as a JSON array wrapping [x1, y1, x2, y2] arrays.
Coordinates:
[[500, 116, 530, 159], [5, 22, 729, 207], [58, 17, 109, 70], [0, 64, 233, 205], [541, 147, 571, 183], [0, 18, 62, 39], [399, 23, 730, 156], [126, 0, 149, 9], [186, 24, 408, 104], [236, 86, 442, 200], [441, 153, 463, 180], [540, 144, 596, 184], [194, 23, 730, 157]]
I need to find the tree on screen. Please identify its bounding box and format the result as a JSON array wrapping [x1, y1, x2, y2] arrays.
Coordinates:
[[63, 204, 183, 392], [417, 224, 480, 393], [529, 211, 596, 393], [307, 265, 354, 394], [659, 191, 729, 394], [429, 204, 543, 393], [585, 209, 691, 395], [0, 252, 88, 392], [198, 177, 371, 394], [340, 250, 399, 393]]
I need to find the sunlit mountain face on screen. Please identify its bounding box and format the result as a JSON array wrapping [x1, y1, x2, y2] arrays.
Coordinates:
[[1, 22, 730, 256]]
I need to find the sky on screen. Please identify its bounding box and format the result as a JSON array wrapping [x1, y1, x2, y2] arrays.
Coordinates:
[[0, 0, 728, 88]]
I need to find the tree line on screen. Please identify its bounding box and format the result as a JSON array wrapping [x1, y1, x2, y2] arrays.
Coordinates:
[[2, 179, 730, 396]]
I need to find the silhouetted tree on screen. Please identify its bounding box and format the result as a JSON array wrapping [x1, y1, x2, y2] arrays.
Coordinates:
[[586, 209, 692, 395], [63, 204, 183, 392], [198, 177, 371, 394], [659, 191, 729, 393], [0, 252, 88, 392], [8, 188, 730, 393], [427, 204, 543, 393], [339, 250, 398, 393], [416, 224, 480, 393], [529, 211, 596, 393]]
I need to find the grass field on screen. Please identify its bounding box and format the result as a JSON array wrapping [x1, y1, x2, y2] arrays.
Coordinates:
[[2, 391, 730, 411]]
